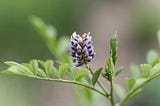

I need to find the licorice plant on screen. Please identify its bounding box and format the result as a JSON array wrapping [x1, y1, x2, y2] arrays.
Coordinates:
[[1, 16, 160, 106]]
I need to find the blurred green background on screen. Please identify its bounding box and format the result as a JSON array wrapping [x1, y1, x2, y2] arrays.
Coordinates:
[[0, 0, 160, 106]]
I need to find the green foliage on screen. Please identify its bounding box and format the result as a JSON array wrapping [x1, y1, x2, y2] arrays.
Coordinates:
[[103, 56, 114, 81], [103, 34, 120, 82], [92, 67, 103, 86], [1, 59, 94, 83], [30, 16, 57, 50], [2, 60, 55, 78], [3, 61, 34, 77], [59, 63, 70, 78], [130, 64, 141, 78], [74, 68, 90, 81], [110, 32, 118, 66], [126, 78, 136, 91], [140, 64, 152, 78], [30, 16, 71, 63], [150, 63, 160, 76], [115, 67, 125, 76], [2, 16, 160, 106], [147, 50, 159, 63]]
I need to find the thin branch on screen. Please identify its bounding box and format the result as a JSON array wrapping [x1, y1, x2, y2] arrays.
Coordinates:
[[119, 79, 150, 106], [110, 78, 115, 106], [33, 76, 107, 98]]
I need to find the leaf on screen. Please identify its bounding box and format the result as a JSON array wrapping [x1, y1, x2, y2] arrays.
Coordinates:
[[106, 56, 114, 73], [140, 64, 152, 77], [82, 87, 93, 102], [115, 67, 125, 76], [44, 60, 54, 77], [66, 68, 75, 80], [30, 15, 57, 40], [92, 67, 103, 86], [38, 60, 59, 78], [50, 66, 59, 78], [61, 53, 72, 64], [115, 84, 126, 99], [59, 63, 70, 78], [150, 63, 160, 76], [1, 67, 26, 76], [110, 32, 118, 66], [135, 78, 147, 87], [4, 61, 34, 77], [74, 68, 90, 81], [57, 37, 70, 54], [30, 60, 47, 78], [84, 74, 92, 85], [22, 63, 33, 71], [30, 15, 58, 55], [151, 57, 160, 67], [147, 50, 158, 63], [126, 78, 136, 91], [130, 64, 141, 78]]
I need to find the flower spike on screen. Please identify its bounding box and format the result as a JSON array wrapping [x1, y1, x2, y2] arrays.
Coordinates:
[[70, 32, 95, 66]]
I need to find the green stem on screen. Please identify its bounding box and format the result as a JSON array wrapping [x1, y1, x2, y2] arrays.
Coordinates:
[[110, 78, 115, 106], [86, 65, 110, 97], [118, 72, 160, 106], [33, 76, 107, 97], [119, 78, 151, 106]]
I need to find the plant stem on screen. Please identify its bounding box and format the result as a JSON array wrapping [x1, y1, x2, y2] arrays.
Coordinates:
[[33, 76, 107, 98], [110, 78, 115, 106], [119, 78, 149, 106], [86, 65, 110, 97], [118, 73, 160, 106]]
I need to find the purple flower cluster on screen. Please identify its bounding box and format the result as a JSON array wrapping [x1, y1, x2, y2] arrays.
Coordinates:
[[70, 32, 95, 66]]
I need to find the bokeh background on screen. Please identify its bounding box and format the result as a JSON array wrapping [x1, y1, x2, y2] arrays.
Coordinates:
[[0, 0, 160, 106]]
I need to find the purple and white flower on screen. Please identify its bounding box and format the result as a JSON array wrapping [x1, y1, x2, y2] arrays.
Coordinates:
[[70, 32, 95, 66]]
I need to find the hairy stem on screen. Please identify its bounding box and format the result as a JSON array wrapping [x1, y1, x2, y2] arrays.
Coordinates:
[[33, 76, 107, 97], [110, 78, 115, 106]]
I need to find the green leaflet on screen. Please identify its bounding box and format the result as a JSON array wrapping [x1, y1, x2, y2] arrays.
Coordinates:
[[30, 60, 47, 78], [106, 56, 114, 73], [44, 60, 54, 77], [130, 64, 141, 78], [126, 78, 136, 91], [110, 33, 118, 66], [140, 64, 152, 78], [57, 37, 70, 55], [74, 68, 90, 81], [115, 67, 125, 76], [147, 50, 158, 63], [66, 68, 75, 80], [59, 63, 70, 78], [30, 15, 58, 55], [151, 57, 160, 67], [38, 60, 59, 78], [4, 61, 34, 77], [92, 67, 103, 86], [30, 15, 57, 40], [1, 67, 26, 76], [1, 60, 69, 79], [150, 63, 160, 76]]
